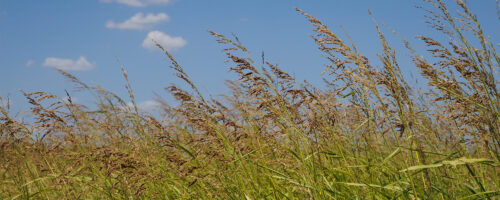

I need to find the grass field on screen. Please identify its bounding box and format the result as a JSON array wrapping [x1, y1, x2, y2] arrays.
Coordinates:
[[1, 0, 499, 199]]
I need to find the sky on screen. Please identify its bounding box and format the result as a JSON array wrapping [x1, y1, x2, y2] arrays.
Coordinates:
[[0, 0, 499, 114]]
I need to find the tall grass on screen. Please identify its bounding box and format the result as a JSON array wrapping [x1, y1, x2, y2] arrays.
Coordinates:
[[1, 0, 499, 199]]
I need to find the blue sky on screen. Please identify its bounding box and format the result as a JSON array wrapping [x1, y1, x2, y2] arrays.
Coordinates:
[[1, 0, 499, 113]]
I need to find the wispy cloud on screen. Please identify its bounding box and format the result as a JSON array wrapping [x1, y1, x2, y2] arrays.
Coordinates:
[[142, 31, 187, 51], [138, 100, 161, 110], [0, 98, 12, 108], [106, 13, 169, 30], [25, 60, 35, 67], [43, 56, 95, 71], [100, 0, 172, 7], [122, 100, 161, 112]]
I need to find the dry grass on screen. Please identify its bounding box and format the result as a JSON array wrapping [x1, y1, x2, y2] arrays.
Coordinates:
[[1, 0, 499, 199]]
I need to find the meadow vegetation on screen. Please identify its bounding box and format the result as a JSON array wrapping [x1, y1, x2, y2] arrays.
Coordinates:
[[1, 0, 499, 199]]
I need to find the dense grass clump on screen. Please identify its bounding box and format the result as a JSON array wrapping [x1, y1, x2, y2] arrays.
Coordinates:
[[1, 0, 499, 199]]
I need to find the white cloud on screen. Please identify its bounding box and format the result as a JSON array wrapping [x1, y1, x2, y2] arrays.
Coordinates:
[[43, 56, 95, 71], [25, 60, 34, 67], [122, 100, 161, 112], [138, 100, 161, 110], [142, 31, 187, 51], [106, 12, 169, 30], [0, 98, 12, 108], [100, 0, 172, 7]]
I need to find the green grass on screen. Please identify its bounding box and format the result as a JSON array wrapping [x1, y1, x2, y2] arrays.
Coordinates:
[[1, 0, 499, 199]]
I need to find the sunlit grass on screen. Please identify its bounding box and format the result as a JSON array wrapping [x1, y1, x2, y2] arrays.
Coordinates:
[[1, 0, 499, 199]]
